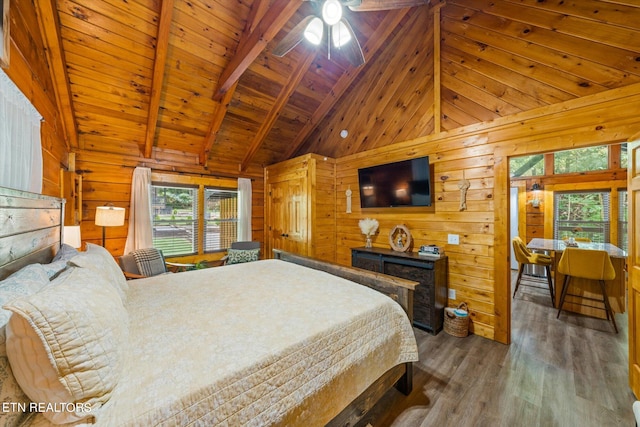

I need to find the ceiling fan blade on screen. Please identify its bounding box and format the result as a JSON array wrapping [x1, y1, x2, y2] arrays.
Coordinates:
[[336, 19, 365, 68], [348, 0, 429, 11], [272, 15, 316, 57]]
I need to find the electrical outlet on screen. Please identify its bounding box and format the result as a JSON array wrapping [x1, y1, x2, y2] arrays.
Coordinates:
[[448, 234, 460, 245], [448, 289, 456, 300]]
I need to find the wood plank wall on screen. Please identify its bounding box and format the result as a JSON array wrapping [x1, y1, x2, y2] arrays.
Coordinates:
[[311, 155, 337, 263], [336, 82, 640, 344], [5, 0, 68, 198], [74, 150, 264, 259]]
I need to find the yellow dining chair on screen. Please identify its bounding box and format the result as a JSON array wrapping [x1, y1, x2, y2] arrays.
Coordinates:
[[556, 247, 617, 333], [512, 237, 554, 304]]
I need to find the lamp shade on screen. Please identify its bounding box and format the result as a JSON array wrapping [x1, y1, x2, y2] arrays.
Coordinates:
[[322, 0, 342, 26], [95, 205, 125, 227], [63, 225, 82, 249], [304, 17, 324, 45], [332, 20, 352, 48]]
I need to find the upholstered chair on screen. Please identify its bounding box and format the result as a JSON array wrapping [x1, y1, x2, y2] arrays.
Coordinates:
[[512, 236, 554, 304], [556, 247, 617, 333], [118, 248, 169, 279]]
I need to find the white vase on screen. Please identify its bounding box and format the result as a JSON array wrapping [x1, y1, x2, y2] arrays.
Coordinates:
[[365, 235, 372, 248]]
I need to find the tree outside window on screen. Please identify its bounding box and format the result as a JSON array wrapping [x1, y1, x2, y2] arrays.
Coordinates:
[[554, 191, 610, 243], [554, 146, 608, 174]]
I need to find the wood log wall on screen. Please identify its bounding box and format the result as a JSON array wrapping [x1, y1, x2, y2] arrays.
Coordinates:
[[336, 82, 640, 344], [74, 150, 264, 259], [5, 0, 68, 198]]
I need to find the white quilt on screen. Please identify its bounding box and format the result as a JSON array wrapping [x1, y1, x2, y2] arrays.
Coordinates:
[[26, 259, 418, 426]]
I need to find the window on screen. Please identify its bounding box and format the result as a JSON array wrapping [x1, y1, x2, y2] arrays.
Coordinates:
[[151, 186, 198, 256], [204, 189, 238, 252], [151, 183, 239, 256], [619, 189, 628, 253], [553, 190, 610, 243], [509, 154, 544, 177], [554, 146, 608, 174]]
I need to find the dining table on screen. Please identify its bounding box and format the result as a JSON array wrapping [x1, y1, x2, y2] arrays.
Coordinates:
[[526, 238, 627, 319]]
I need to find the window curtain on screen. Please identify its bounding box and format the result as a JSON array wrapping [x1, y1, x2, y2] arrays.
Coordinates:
[[237, 178, 252, 241], [0, 69, 42, 193], [124, 167, 153, 254]]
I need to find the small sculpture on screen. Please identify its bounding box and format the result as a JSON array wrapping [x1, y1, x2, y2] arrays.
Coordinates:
[[358, 218, 379, 248], [458, 176, 470, 211], [346, 186, 352, 213]]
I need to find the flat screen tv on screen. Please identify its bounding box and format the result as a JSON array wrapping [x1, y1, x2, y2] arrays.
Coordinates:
[[358, 156, 431, 208]]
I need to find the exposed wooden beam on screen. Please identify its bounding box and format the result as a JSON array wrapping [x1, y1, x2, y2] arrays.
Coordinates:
[[34, 0, 78, 150], [200, 0, 272, 165], [240, 52, 317, 171], [282, 8, 410, 160], [212, 0, 301, 102], [143, 0, 175, 159]]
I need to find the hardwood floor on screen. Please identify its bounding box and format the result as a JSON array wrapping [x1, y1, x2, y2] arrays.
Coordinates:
[[359, 274, 636, 427]]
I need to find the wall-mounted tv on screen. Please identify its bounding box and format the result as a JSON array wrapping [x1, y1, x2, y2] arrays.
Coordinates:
[[358, 156, 431, 208]]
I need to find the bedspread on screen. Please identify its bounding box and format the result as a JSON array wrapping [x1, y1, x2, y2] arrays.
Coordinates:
[[25, 259, 418, 426]]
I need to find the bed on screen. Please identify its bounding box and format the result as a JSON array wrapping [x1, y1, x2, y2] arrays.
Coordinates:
[[0, 186, 419, 426]]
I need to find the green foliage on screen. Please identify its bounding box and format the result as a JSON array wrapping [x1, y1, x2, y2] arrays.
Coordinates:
[[554, 146, 608, 174], [510, 154, 544, 177]]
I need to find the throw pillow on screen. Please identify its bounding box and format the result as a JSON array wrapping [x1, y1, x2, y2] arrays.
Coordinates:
[[68, 242, 128, 301], [226, 248, 260, 265], [0, 264, 51, 427], [4, 267, 128, 424]]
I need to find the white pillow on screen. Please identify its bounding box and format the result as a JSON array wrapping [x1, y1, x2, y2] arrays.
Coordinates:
[[4, 267, 129, 424], [0, 264, 51, 427], [68, 242, 128, 301]]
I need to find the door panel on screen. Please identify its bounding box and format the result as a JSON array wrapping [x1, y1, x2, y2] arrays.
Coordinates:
[[629, 140, 640, 398], [267, 177, 308, 257], [287, 178, 307, 255], [268, 181, 287, 256]]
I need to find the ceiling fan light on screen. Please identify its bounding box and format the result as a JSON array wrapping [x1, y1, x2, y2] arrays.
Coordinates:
[[304, 17, 324, 45], [332, 21, 352, 48], [322, 0, 343, 26]]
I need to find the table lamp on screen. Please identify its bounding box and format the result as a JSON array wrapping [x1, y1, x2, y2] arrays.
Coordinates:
[[95, 204, 125, 247], [62, 225, 82, 249]]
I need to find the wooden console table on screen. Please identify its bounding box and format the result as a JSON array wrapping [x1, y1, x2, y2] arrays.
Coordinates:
[[351, 247, 448, 334]]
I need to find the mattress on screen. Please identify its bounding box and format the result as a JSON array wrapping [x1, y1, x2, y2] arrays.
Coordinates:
[[25, 259, 418, 426]]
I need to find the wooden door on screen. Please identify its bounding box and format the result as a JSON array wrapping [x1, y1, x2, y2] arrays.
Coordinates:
[[267, 177, 308, 256], [268, 180, 288, 257], [629, 140, 640, 398], [285, 177, 308, 255]]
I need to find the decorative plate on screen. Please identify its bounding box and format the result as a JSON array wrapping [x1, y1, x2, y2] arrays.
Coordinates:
[[389, 224, 412, 252]]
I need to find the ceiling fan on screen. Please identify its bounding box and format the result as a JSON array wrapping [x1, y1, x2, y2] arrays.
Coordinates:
[[272, 0, 430, 68]]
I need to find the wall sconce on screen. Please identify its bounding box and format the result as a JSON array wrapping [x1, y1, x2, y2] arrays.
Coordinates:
[[530, 183, 542, 208], [95, 204, 125, 247], [62, 225, 82, 249]]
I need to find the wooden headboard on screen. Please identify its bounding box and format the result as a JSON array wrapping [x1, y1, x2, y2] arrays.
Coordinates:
[[0, 186, 65, 280]]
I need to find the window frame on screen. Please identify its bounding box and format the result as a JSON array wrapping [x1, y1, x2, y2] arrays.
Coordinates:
[[150, 173, 238, 258]]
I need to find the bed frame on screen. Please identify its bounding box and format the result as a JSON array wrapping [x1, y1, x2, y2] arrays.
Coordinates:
[[0, 187, 417, 426], [0, 186, 64, 280]]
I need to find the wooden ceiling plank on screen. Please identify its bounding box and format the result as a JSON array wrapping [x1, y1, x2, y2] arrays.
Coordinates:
[[281, 8, 411, 160], [34, 0, 78, 149], [143, 0, 175, 159], [241, 51, 317, 171], [212, 0, 302, 101], [200, 0, 271, 165], [201, 83, 238, 165]]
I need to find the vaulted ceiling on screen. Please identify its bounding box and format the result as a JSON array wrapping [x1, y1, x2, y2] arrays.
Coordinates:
[[21, 0, 640, 177]]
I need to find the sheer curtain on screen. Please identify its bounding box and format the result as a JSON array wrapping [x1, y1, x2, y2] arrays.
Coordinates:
[[237, 178, 252, 241], [124, 167, 153, 254], [0, 69, 42, 193]]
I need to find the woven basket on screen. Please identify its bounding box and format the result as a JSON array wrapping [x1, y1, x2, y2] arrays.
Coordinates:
[[444, 302, 469, 338]]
